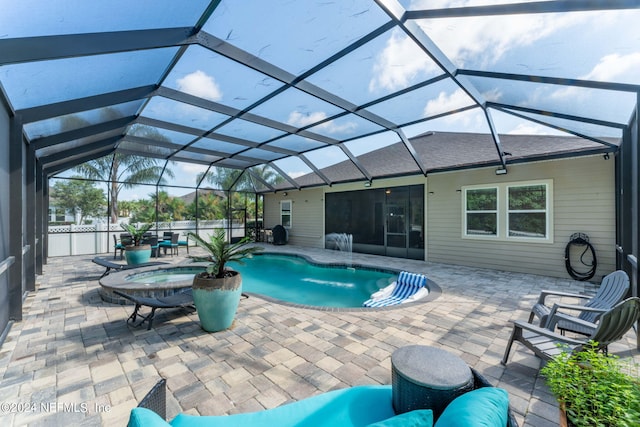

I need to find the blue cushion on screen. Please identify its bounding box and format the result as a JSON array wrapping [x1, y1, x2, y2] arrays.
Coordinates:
[[129, 408, 172, 427], [170, 385, 395, 427], [366, 409, 433, 426], [434, 388, 508, 427]]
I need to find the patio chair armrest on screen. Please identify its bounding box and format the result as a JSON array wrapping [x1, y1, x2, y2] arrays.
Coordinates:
[[550, 302, 607, 314], [512, 320, 586, 346], [545, 312, 597, 332], [536, 289, 592, 305]]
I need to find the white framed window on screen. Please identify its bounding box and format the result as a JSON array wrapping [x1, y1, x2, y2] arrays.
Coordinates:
[[280, 200, 292, 228], [507, 183, 549, 240], [462, 180, 553, 243], [464, 187, 498, 238]]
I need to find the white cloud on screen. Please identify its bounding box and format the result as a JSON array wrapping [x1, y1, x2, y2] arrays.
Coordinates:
[[423, 89, 473, 116], [420, 13, 582, 69], [287, 110, 358, 135], [582, 52, 640, 82], [506, 123, 553, 135], [287, 111, 328, 127], [369, 6, 586, 92], [176, 70, 222, 101], [178, 162, 209, 175], [552, 52, 640, 101], [369, 29, 439, 92], [288, 171, 307, 179]]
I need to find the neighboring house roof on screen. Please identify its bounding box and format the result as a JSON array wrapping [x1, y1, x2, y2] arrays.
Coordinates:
[[178, 188, 226, 205], [285, 132, 620, 190]]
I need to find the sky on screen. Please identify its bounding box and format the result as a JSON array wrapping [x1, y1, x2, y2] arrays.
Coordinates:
[[3, 1, 638, 200]]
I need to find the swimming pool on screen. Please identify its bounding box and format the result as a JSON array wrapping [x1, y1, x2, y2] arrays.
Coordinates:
[[124, 253, 398, 308]]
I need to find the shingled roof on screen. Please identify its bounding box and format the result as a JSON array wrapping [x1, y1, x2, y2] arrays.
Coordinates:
[[284, 132, 619, 189]]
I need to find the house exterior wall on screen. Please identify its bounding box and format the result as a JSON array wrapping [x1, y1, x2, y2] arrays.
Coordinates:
[[264, 188, 325, 247], [426, 155, 615, 280], [264, 176, 426, 249], [263, 155, 615, 280]]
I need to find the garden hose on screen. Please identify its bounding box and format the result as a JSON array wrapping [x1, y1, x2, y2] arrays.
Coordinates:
[[564, 233, 597, 281]]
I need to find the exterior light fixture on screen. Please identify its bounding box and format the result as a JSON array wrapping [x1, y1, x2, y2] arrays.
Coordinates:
[[364, 181, 371, 187], [282, 192, 288, 196], [495, 168, 507, 175]]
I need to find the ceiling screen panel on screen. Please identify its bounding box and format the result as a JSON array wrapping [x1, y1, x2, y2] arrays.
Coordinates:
[[24, 100, 143, 140], [163, 45, 284, 111], [249, 87, 346, 129], [2, 48, 179, 109], [139, 96, 229, 131], [203, 0, 390, 75], [0, 0, 210, 37], [414, 9, 640, 85], [497, 108, 624, 141], [191, 137, 247, 155], [265, 135, 326, 153], [304, 113, 385, 141], [127, 124, 195, 146], [466, 75, 637, 125], [306, 27, 445, 106], [215, 118, 286, 143], [366, 78, 476, 125], [305, 146, 364, 182], [399, 1, 540, 9]]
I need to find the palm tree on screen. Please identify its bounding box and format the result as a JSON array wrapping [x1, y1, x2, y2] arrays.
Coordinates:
[[74, 153, 174, 223]]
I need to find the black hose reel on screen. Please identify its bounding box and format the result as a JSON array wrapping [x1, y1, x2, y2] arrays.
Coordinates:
[[564, 233, 597, 281]]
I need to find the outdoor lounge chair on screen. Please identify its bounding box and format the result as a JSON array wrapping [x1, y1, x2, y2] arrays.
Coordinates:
[[114, 289, 194, 330], [92, 257, 167, 278], [129, 369, 517, 427], [502, 297, 640, 365], [528, 270, 629, 335], [363, 271, 428, 307]]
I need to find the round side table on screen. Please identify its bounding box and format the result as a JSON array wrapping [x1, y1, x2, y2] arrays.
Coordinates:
[[391, 345, 474, 420]]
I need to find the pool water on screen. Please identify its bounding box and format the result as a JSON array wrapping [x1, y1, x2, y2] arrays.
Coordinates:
[[230, 254, 396, 308], [126, 254, 396, 308]]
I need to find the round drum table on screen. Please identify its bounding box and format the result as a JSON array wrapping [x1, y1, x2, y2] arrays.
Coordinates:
[[391, 345, 474, 420]]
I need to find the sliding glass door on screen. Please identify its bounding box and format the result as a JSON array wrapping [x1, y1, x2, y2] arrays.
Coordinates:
[[325, 184, 424, 260]]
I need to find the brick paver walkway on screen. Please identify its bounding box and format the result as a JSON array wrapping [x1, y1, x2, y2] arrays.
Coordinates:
[[0, 244, 637, 426]]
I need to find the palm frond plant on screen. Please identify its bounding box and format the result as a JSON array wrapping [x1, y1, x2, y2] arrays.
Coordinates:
[[186, 229, 262, 332], [120, 222, 154, 246], [187, 229, 262, 278]]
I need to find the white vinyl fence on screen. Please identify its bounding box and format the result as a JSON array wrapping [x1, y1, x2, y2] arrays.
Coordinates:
[[47, 220, 245, 257]]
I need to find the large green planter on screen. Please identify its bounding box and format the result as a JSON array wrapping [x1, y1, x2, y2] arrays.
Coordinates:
[[125, 245, 152, 265], [192, 271, 242, 332]]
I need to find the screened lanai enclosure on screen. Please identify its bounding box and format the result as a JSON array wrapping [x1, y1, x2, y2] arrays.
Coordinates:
[[0, 1, 639, 344]]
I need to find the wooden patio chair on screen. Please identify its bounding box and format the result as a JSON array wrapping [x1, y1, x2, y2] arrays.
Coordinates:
[[502, 297, 640, 365], [528, 270, 629, 335]]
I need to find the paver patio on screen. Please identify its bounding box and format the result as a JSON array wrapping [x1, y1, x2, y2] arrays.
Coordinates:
[[0, 244, 637, 426]]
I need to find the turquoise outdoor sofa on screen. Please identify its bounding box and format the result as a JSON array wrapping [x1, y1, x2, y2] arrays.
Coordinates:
[[128, 374, 514, 427]]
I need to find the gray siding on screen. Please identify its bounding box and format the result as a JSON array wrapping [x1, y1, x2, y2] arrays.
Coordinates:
[[263, 156, 616, 280], [264, 188, 324, 248], [426, 156, 615, 280]]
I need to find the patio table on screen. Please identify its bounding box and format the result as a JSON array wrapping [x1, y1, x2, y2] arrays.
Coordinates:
[[391, 345, 474, 420]]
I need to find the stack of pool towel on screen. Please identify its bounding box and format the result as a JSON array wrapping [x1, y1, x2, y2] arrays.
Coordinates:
[[363, 271, 428, 307]]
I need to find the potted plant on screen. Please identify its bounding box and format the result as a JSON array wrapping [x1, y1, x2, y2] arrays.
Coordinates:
[[187, 229, 262, 332], [120, 222, 154, 265], [541, 341, 640, 426]]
